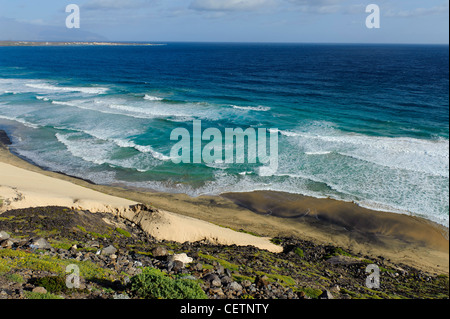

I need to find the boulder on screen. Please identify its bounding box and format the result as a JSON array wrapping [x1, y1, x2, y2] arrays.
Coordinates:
[[319, 290, 334, 299], [255, 275, 269, 288], [32, 287, 48, 294], [211, 279, 222, 287], [215, 264, 225, 275], [152, 246, 168, 257], [221, 276, 232, 285], [173, 260, 185, 271], [0, 239, 14, 248], [0, 231, 10, 240], [203, 273, 220, 282], [101, 245, 118, 256], [192, 263, 203, 271], [167, 253, 193, 264], [229, 282, 243, 292], [29, 238, 52, 250]]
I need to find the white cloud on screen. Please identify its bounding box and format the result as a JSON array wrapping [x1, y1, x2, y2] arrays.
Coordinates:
[[83, 0, 152, 11], [189, 0, 275, 12], [285, 0, 344, 14], [385, 2, 449, 18]]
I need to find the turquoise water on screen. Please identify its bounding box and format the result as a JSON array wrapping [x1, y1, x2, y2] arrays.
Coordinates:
[[0, 43, 448, 226]]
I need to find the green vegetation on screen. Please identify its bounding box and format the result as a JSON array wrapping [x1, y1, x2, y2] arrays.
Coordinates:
[[297, 287, 323, 299], [232, 273, 255, 283], [255, 271, 297, 287], [115, 227, 131, 238], [32, 276, 70, 294], [33, 228, 60, 237], [24, 291, 64, 300], [76, 225, 112, 239], [294, 247, 304, 258], [0, 249, 118, 281], [324, 247, 355, 259], [198, 253, 240, 272], [130, 267, 207, 299], [4, 273, 25, 284], [270, 238, 283, 245]]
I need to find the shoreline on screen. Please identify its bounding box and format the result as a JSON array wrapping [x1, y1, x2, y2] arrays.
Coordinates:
[[0, 41, 164, 47], [0, 136, 282, 253], [0, 130, 448, 274]]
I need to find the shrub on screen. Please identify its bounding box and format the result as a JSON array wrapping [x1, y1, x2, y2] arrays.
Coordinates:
[[5, 273, 25, 284], [270, 238, 282, 245], [130, 268, 207, 299], [32, 276, 69, 294], [294, 247, 304, 258]]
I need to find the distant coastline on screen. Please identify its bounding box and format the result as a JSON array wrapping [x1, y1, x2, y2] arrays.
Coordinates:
[[0, 41, 164, 47]]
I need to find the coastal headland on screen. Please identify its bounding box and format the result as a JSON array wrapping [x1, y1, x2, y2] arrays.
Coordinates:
[[0, 41, 163, 47]]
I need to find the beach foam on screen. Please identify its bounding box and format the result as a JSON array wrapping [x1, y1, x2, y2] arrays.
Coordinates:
[[144, 94, 163, 101], [231, 105, 271, 112], [26, 83, 109, 95]]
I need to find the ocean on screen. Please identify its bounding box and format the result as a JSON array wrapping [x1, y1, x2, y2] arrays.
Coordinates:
[[0, 43, 448, 226]]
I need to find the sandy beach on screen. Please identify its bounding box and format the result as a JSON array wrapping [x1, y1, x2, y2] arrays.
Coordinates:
[[0, 140, 282, 253], [0, 134, 448, 274]]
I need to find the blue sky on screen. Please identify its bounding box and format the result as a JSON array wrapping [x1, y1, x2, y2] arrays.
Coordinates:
[[0, 0, 448, 43]]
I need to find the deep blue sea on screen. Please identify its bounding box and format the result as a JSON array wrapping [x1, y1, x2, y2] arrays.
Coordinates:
[[0, 43, 448, 226]]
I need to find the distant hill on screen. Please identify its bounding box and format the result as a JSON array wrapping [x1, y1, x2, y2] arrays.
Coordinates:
[[0, 17, 107, 42]]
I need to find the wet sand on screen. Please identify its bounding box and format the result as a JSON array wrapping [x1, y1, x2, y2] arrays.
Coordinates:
[[1, 139, 448, 274]]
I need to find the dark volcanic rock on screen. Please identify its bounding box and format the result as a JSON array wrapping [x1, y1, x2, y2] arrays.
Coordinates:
[[0, 130, 12, 146], [0, 206, 448, 300]]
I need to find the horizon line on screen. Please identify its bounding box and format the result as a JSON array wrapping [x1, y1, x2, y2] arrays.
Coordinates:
[[1, 40, 449, 46]]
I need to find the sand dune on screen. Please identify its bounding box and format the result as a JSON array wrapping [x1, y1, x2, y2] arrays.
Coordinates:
[[0, 161, 282, 253]]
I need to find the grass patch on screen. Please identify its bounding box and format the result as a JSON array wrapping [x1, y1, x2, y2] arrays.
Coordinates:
[[198, 253, 240, 272], [76, 225, 111, 239], [255, 271, 296, 287], [297, 287, 323, 299], [294, 247, 304, 258], [24, 291, 64, 300], [324, 247, 356, 259], [48, 238, 81, 251], [4, 273, 25, 284], [232, 273, 255, 283], [0, 249, 118, 281], [0, 215, 15, 222], [33, 228, 60, 237], [202, 264, 214, 270], [115, 228, 131, 238], [270, 238, 283, 245], [130, 267, 207, 299]]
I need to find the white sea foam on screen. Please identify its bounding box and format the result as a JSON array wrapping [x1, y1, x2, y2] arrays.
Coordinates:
[[280, 128, 449, 178], [231, 105, 271, 112], [55, 133, 110, 166], [35, 96, 50, 101], [305, 151, 332, 155], [111, 138, 171, 161], [144, 94, 163, 101], [59, 127, 171, 163], [52, 101, 76, 106], [0, 115, 40, 129], [25, 83, 109, 94]]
